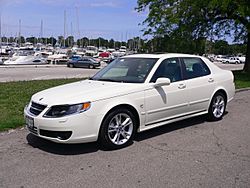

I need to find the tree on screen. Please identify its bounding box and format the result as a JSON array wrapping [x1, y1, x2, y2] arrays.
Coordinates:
[[213, 40, 230, 55], [65, 36, 74, 47], [15, 36, 25, 45], [77, 37, 89, 47], [137, 0, 250, 72], [58, 36, 64, 47], [108, 39, 115, 48], [48, 37, 57, 46], [26, 37, 38, 44], [1, 36, 8, 43]]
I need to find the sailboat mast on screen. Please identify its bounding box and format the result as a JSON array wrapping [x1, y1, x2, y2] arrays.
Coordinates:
[[18, 19, 21, 47], [64, 10, 66, 48], [40, 19, 43, 44], [0, 14, 2, 50], [76, 7, 81, 47]]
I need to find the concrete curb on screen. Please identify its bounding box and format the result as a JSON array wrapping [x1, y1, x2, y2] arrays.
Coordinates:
[[236, 87, 250, 93], [0, 64, 66, 68]]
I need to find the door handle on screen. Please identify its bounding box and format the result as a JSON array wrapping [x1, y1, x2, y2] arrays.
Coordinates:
[[178, 83, 186, 89], [208, 78, 214, 83]]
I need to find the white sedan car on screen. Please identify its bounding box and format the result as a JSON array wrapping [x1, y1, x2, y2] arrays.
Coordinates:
[[24, 54, 235, 149], [222, 57, 241, 64]]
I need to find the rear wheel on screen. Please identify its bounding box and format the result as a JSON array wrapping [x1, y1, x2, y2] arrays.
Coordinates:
[[89, 64, 94, 69], [69, 64, 74, 68], [99, 108, 136, 149], [208, 92, 226, 121]]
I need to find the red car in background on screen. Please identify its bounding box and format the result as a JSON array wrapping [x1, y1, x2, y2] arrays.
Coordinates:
[[99, 51, 110, 58]]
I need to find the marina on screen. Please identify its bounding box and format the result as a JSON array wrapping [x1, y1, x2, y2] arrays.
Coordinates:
[[0, 10, 140, 66], [0, 40, 138, 65]]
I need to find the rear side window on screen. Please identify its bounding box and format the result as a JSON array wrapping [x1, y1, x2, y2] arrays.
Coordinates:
[[182, 58, 211, 79]]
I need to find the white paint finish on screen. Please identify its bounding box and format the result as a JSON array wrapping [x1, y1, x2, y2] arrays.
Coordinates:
[[144, 81, 189, 127], [185, 75, 215, 112], [24, 54, 235, 144]]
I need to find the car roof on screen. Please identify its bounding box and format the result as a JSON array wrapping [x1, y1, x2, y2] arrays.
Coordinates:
[[123, 53, 201, 59]]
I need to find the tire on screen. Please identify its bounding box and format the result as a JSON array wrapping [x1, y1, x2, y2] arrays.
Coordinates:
[[69, 64, 74, 68], [89, 64, 94, 69], [99, 108, 136, 149], [207, 92, 226, 121], [236, 61, 239, 64]]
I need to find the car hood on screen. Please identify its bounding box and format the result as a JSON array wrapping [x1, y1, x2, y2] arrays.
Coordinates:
[[31, 80, 145, 105]]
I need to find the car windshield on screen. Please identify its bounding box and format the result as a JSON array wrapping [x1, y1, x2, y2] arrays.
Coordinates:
[[90, 57, 158, 83]]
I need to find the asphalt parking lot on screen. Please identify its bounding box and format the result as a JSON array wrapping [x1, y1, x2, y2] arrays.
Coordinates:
[[0, 63, 104, 82], [0, 61, 244, 82], [0, 89, 249, 188]]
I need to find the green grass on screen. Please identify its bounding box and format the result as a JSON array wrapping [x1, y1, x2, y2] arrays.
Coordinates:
[[233, 71, 250, 89], [0, 72, 250, 132], [0, 78, 82, 132]]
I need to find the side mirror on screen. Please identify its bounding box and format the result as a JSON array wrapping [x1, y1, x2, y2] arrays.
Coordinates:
[[154, 78, 171, 87]]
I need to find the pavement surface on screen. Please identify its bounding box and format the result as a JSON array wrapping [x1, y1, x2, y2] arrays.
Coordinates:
[[213, 61, 244, 71], [0, 89, 250, 188], [0, 61, 244, 82], [0, 64, 103, 82]]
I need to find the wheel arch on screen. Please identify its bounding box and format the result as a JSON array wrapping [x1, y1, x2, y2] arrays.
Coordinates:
[[209, 87, 228, 108], [99, 103, 141, 133], [216, 89, 227, 102]]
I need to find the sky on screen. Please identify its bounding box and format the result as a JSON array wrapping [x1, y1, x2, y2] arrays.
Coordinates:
[[0, 0, 148, 41]]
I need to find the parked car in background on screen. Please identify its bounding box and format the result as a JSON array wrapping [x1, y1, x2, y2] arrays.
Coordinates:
[[99, 51, 110, 58], [69, 55, 82, 61], [222, 57, 241, 64], [25, 54, 235, 149], [238, 56, 245, 63], [67, 56, 100, 69], [215, 55, 229, 62]]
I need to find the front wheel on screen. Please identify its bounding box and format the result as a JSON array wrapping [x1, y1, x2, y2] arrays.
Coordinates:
[[208, 92, 226, 121], [89, 64, 94, 69], [99, 108, 136, 149]]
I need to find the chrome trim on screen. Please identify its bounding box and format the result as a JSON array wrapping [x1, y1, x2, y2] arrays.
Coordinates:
[[28, 101, 47, 116]]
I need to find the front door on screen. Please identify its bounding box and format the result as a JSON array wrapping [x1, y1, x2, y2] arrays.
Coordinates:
[[144, 58, 189, 128]]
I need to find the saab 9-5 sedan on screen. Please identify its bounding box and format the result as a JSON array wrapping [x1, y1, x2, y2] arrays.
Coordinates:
[[24, 54, 235, 149]]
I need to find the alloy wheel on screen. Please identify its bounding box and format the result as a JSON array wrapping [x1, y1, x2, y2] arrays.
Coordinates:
[[107, 113, 133, 145], [212, 95, 225, 118]]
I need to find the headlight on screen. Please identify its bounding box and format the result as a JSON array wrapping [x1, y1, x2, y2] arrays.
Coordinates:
[[43, 102, 91, 118]]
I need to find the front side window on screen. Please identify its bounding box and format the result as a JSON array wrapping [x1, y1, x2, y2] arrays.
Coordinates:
[[91, 58, 158, 83], [150, 58, 182, 83], [182, 57, 211, 79]]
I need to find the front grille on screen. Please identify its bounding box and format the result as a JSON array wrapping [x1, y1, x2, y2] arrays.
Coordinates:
[[29, 101, 47, 116]]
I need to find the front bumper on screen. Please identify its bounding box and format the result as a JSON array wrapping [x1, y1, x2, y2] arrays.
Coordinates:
[[93, 62, 101, 67], [24, 106, 103, 144]]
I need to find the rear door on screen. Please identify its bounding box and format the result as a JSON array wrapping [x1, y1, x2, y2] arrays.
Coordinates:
[[180, 57, 215, 113], [76, 59, 84, 67], [82, 58, 90, 67]]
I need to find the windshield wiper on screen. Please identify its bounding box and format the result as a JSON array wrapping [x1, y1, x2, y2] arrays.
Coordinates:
[[96, 78, 120, 82]]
